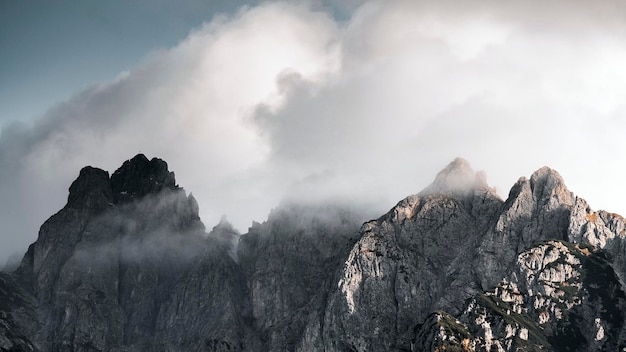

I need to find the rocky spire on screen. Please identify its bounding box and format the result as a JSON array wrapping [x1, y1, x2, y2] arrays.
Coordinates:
[[211, 216, 238, 237], [209, 216, 240, 261], [66, 166, 113, 213], [110, 154, 178, 203]]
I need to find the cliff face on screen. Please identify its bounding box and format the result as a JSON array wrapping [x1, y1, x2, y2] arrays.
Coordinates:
[[238, 203, 368, 352], [10, 155, 220, 351], [312, 160, 626, 351], [310, 158, 504, 351], [2, 155, 626, 351], [414, 240, 626, 351], [0, 272, 38, 351]]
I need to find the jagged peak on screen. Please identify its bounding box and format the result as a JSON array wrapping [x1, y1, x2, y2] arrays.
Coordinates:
[[209, 216, 240, 262], [187, 193, 200, 216], [530, 166, 566, 191], [505, 166, 572, 207], [110, 153, 178, 203], [418, 157, 490, 197], [67, 166, 113, 212], [211, 215, 238, 235], [529, 167, 570, 203]]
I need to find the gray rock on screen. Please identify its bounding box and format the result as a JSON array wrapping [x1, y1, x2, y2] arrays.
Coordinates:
[[154, 220, 259, 352], [3, 156, 626, 352], [411, 311, 474, 352], [239, 202, 368, 352], [0, 272, 39, 351], [317, 159, 503, 351], [477, 167, 577, 291], [429, 240, 626, 351]]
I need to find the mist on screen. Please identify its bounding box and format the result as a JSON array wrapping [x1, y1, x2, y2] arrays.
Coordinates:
[[2, 0, 626, 263], [67, 189, 211, 270]]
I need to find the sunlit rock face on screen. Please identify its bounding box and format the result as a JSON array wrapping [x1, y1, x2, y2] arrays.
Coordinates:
[[415, 240, 626, 352], [2, 156, 626, 352], [316, 159, 503, 351], [304, 159, 626, 351]]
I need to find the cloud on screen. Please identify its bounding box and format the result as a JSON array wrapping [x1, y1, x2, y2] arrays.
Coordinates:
[[2, 0, 626, 262], [256, 0, 626, 207], [0, 2, 340, 261]]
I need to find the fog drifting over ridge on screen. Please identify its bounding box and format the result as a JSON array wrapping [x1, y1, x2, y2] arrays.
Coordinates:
[[2, 0, 626, 262]]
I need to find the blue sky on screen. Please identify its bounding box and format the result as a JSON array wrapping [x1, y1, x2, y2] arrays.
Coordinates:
[[0, 0, 264, 127], [1, 0, 626, 263]]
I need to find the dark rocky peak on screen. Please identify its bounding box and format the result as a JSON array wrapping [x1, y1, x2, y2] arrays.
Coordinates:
[[66, 166, 113, 213], [110, 154, 177, 203], [419, 157, 492, 198]]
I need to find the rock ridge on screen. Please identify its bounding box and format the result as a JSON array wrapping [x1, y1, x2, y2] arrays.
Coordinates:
[[111, 154, 178, 203], [2, 156, 626, 352]]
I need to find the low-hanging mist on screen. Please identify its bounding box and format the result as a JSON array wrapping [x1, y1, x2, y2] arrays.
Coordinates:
[[2, 0, 626, 263]]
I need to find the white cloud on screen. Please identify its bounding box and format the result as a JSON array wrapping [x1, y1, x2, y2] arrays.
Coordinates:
[[0, 2, 341, 261], [252, 0, 626, 235], [2, 0, 626, 263]]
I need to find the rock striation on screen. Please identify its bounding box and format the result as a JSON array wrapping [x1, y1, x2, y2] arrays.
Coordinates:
[[2, 155, 626, 351]]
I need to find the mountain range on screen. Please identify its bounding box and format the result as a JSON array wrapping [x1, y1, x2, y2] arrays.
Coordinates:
[[1, 154, 625, 351]]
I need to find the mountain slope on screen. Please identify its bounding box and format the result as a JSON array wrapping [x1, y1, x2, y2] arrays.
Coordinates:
[[313, 158, 503, 351], [302, 159, 626, 351], [2, 155, 626, 351], [415, 240, 626, 351], [238, 202, 368, 351]]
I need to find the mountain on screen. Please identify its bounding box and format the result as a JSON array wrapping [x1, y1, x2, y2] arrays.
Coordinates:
[[1, 155, 626, 351]]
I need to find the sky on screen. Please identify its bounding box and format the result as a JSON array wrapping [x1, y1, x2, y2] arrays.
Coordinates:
[[1, 0, 626, 263]]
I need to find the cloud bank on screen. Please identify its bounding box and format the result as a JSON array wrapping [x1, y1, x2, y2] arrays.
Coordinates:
[[2, 0, 626, 262]]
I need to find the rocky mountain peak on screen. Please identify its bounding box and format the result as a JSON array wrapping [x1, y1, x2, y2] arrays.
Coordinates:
[[210, 216, 239, 242], [419, 157, 490, 197], [502, 166, 574, 224], [209, 216, 240, 260], [110, 153, 177, 203], [66, 166, 113, 213], [4, 156, 626, 352], [529, 166, 571, 203]]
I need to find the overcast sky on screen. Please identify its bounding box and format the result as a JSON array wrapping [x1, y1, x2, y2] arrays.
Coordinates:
[[2, 0, 626, 263]]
